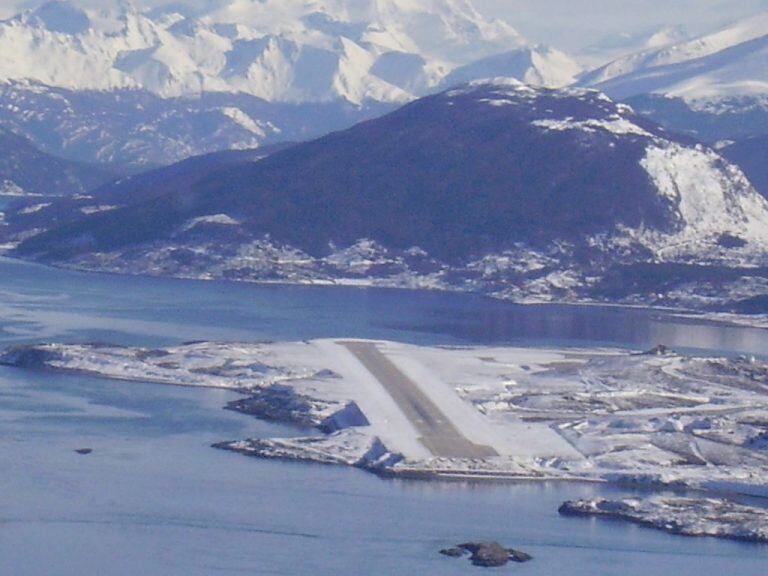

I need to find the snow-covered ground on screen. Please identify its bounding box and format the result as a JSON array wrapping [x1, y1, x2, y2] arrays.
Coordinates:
[[559, 496, 768, 543], [0, 180, 31, 196], [45, 231, 768, 327], [4, 338, 768, 495]]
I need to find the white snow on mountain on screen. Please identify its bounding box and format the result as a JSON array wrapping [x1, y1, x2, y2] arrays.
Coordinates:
[[581, 12, 768, 104], [0, 180, 27, 196], [578, 26, 691, 67], [637, 144, 768, 261], [467, 80, 768, 263], [441, 45, 581, 90], [0, 0, 581, 104], [530, 116, 653, 137], [645, 26, 690, 50]]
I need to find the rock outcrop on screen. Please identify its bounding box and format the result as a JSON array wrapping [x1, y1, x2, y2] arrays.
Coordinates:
[[440, 542, 533, 567]]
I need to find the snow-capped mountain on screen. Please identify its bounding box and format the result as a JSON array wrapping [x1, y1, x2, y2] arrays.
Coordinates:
[[440, 46, 581, 91], [5, 80, 767, 311], [581, 13, 768, 103], [0, 0, 579, 104], [579, 13, 768, 143], [578, 26, 691, 67], [0, 0, 581, 167]]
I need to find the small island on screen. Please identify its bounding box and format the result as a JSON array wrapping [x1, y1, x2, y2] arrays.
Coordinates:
[[440, 542, 533, 567]]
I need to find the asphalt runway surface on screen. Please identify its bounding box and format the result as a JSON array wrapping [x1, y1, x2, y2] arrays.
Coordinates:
[[343, 341, 498, 459]]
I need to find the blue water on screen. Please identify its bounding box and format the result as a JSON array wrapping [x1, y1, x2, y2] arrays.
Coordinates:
[[1, 256, 767, 575], [1, 256, 766, 354]]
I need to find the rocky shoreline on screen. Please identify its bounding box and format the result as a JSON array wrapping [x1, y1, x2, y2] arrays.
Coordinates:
[[559, 497, 768, 544]]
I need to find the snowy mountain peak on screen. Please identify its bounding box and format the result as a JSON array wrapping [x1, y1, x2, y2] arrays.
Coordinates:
[[0, 0, 577, 104], [645, 26, 689, 49], [581, 12, 768, 103], [440, 45, 581, 90]]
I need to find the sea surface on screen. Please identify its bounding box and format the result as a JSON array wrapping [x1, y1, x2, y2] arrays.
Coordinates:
[[1, 256, 767, 575]]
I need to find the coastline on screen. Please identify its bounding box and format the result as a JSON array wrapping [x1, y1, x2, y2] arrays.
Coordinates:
[[5, 338, 768, 496], [4, 335, 768, 545], [2, 253, 766, 334]]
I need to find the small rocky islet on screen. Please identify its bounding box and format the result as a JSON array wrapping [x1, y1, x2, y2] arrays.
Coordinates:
[[440, 542, 533, 567]]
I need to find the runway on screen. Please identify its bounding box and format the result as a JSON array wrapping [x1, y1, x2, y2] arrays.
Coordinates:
[[343, 341, 498, 459]]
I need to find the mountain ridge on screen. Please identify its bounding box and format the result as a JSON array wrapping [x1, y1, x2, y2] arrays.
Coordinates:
[[0, 0, 581, 105], [581, 12, 768, 102], [578, 13, 768, 145], [0, 126, 116, 197], [4, 80, 766, 312], [0, 0, 584, 168]]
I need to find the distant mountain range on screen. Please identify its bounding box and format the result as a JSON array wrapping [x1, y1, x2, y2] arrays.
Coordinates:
[[0, 82, 388, 169], [2, 1, 768, 170], [0, 0, 580, 102], [0, 0, 583, 168], [582, 13, 768, 103], [578, 26, 691, 67], [580, 13, 768, 142], [4, 80, 766, 312]]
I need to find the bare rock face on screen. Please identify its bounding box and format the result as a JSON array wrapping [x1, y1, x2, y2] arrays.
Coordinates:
[[0, 344, 64, 369], [465, 542, 513, 567], [440, 542, 533, 567]]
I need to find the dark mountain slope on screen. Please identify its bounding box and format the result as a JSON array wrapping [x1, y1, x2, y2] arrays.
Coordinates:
[[721, 136, 768, 199], [14, 82, 675, 262], [0, 82, 394, 171], [2, 143, 293, 233], [0, 127, 115, 197], [5, 80, 768, 313]]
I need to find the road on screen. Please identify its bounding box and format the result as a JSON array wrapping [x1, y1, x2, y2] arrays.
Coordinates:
[[342, 341, 498, 459]]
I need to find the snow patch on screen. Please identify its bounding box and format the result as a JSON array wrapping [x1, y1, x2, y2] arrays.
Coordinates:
[[182, 214, 241, 232], [638, 143, 768, 259], [80, 205, 118, 215], [220, 107, 267, 137], [18, 202, 51, 215], [0, 180, 29, 196], [532, 116, 653, 137]]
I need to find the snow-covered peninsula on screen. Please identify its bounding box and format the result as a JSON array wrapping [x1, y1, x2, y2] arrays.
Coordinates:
[[5, 337, 768, 542], [4, 338, 768, 489]]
